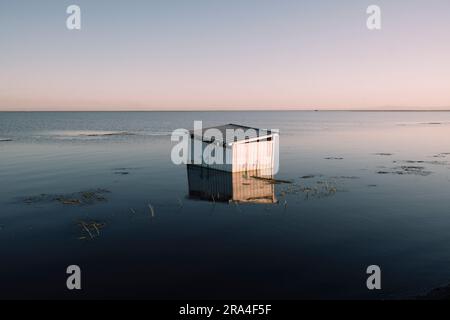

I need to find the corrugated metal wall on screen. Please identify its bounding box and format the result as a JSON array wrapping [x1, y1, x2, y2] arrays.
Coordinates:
[[188, 135, 277, 173], [232, 140, 274, 172], [189, 138, 233, 172]]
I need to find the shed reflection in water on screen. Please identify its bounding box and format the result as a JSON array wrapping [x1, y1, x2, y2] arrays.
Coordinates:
[[187, 165, 277, 204]]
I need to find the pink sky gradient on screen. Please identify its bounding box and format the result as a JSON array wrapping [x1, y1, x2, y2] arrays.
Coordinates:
[[1, 0, 449, 111]]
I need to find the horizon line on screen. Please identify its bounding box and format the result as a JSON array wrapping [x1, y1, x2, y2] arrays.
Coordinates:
[[2, 109, 450, 112]]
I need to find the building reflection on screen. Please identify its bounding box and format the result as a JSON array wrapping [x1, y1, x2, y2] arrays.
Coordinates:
[[187, 165, 277, 204]]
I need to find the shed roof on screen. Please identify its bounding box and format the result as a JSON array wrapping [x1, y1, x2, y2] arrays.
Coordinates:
[[190, 123, 275, 145]]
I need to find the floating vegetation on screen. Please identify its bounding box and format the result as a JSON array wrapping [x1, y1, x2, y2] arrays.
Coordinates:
[[399, 166, 432, 176], [377, 166, 432, 176], [331, 176, 360, 180], [373, 153, 393, 156], [77, 220, 106, 240], [324, 157, 344, 160], [114, 171, 130, 175], [393, 160, 448, 166], [395, 160, 425, 164], [278, 179, 339, 200], [250, 176, 293, 184], [61, 199, 82, 205], [23, 189, 110, 206], [300, 175, 320, 179], [77, 190, 110, 204], [433, 153, 450, 158], [112, 167, 142, 175]]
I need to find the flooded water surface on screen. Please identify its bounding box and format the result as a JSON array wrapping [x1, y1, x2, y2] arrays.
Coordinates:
[[1, 111, 450, 299]]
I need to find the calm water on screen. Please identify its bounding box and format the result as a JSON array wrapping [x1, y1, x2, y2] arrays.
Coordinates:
[[1, 111, 450, 299]]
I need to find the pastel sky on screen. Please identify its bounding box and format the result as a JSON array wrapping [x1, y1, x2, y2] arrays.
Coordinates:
[[1, 0, 449, 111]]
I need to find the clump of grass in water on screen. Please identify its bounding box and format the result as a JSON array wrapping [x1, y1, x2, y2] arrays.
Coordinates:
[[22, 189, 110, 206], [376, 165, 432, 176], [278, 179, 339, 200], [77, 220, 106, 240], [148, 203, 155, 218], [394, 159, 448, 166]]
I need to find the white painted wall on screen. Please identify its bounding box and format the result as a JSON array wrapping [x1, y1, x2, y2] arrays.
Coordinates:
[[232, 139, 275, 173], [189, 136, 277, 173]]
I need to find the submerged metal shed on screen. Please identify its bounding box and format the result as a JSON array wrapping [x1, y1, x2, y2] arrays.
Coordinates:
[[188, 123, 278, 173]]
